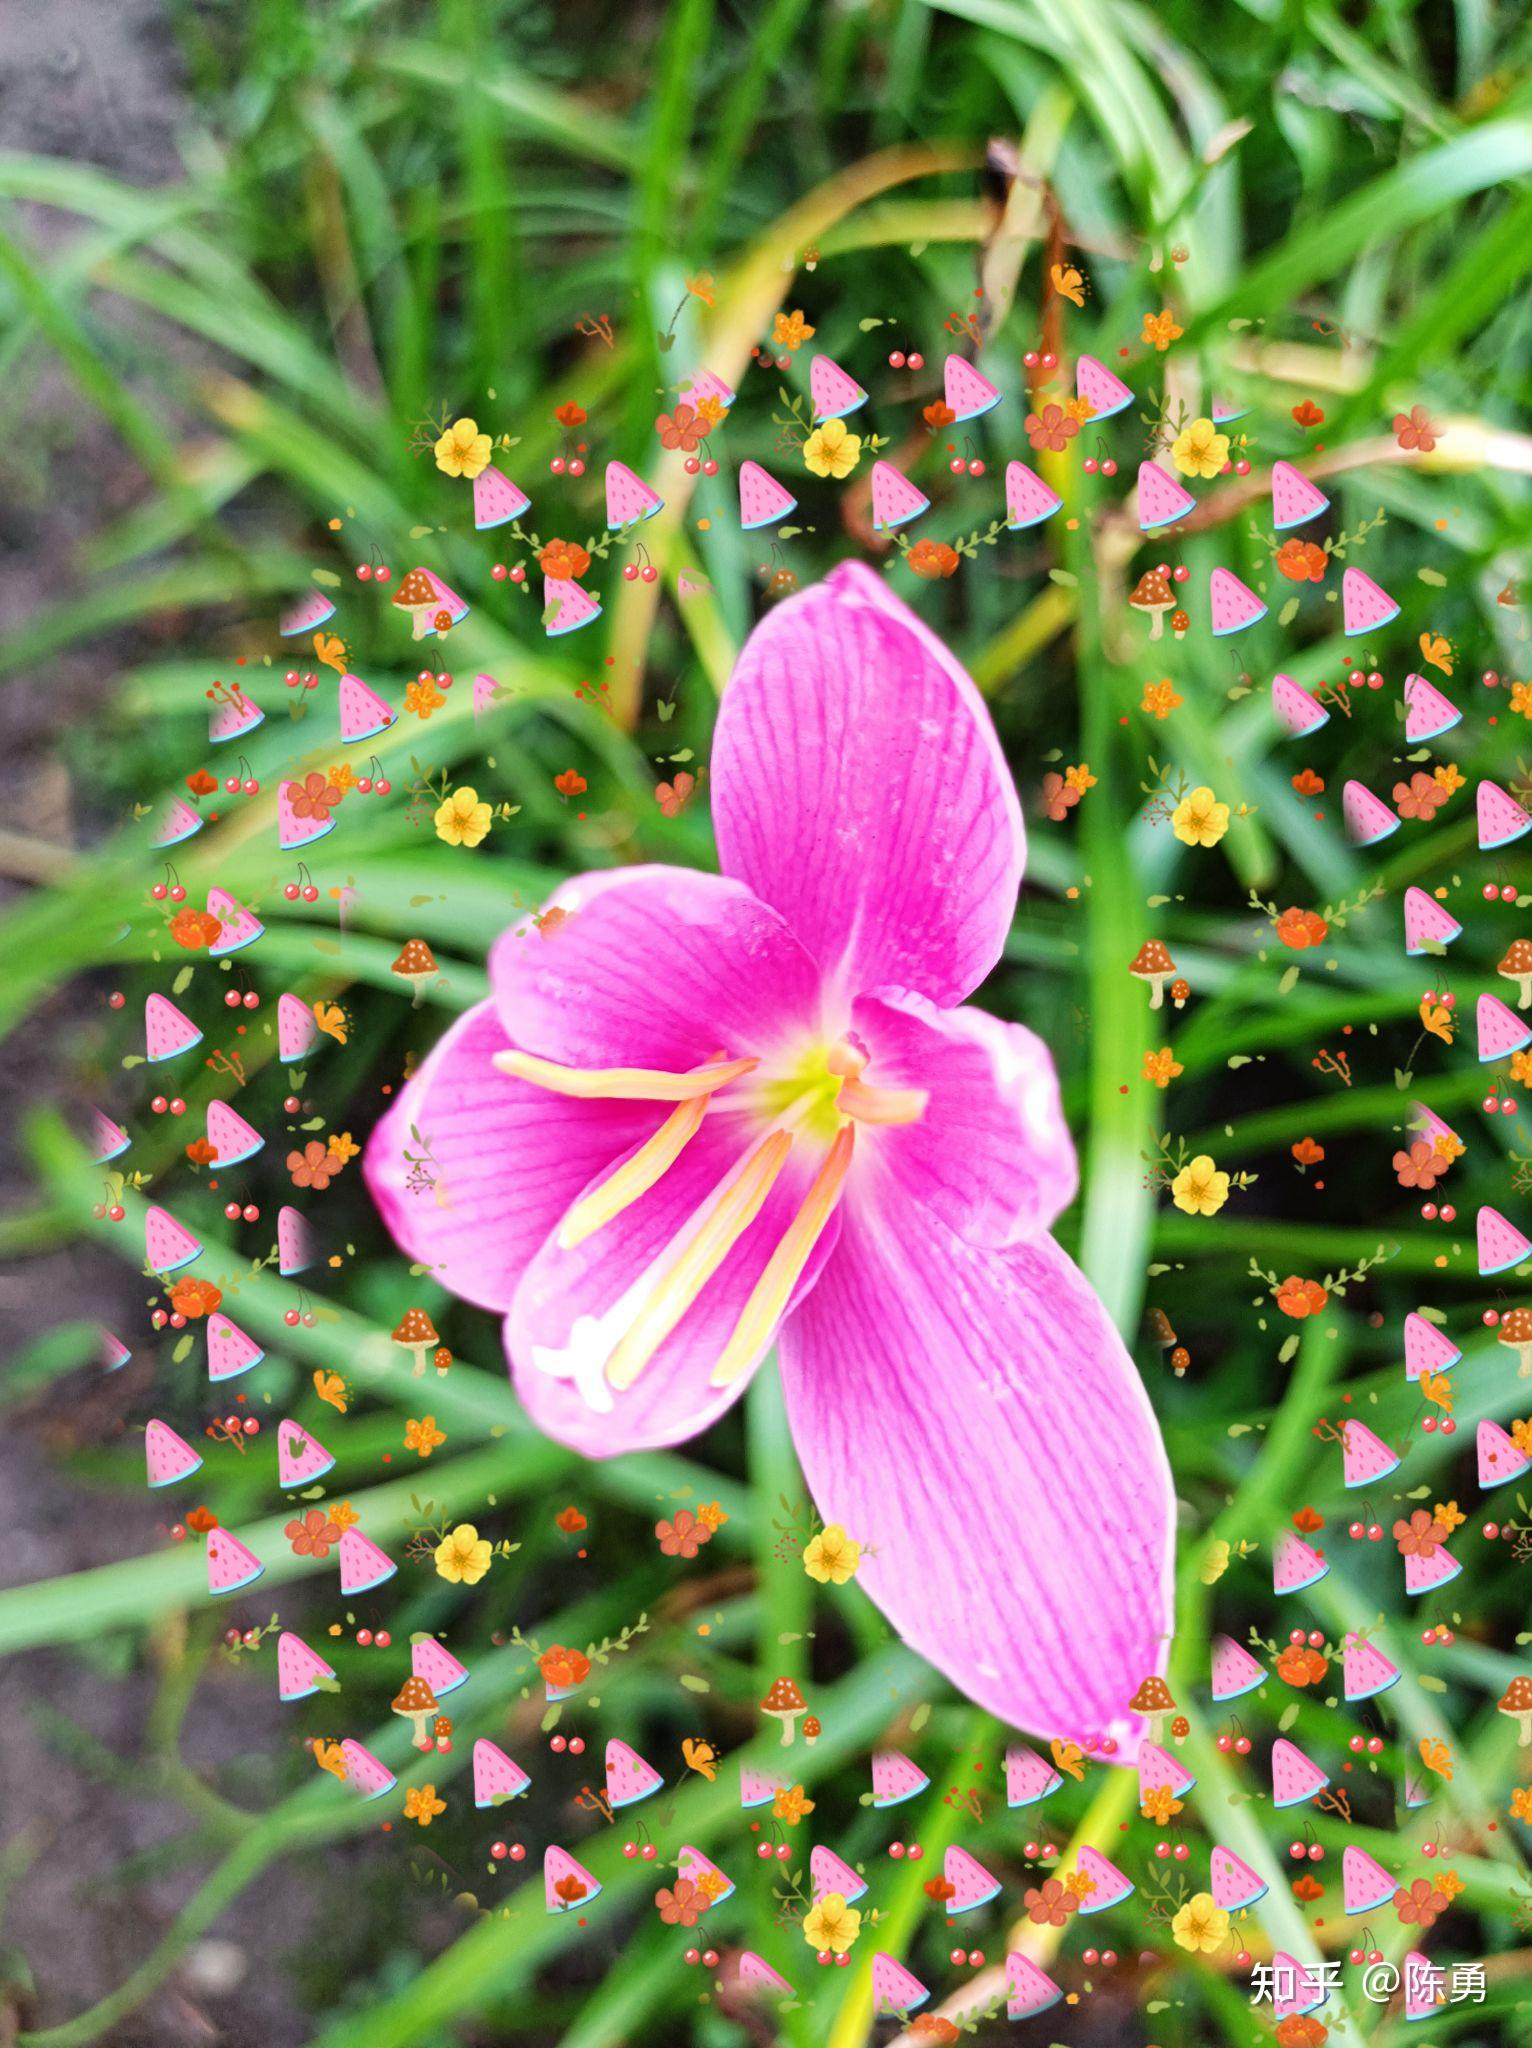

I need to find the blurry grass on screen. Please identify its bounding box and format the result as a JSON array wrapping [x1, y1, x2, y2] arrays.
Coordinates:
[[3, 0, 1532, 2042]]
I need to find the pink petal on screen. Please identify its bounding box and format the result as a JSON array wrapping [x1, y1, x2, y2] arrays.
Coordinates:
[[505, 1113, 841, 1457], [488, 865, 823, 1068], [851, 989, 1076, 1245], [779, 1202, 1173, 1743], [713, 563, 1024, 1008], [363, 1001, 658, 1312]]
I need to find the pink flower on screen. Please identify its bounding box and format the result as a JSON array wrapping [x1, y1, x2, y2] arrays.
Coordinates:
[[364, 565, 1174, 1740]]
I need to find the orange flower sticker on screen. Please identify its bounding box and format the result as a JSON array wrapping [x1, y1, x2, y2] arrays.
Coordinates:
[[169, 906, 222, 950], [538, 1644, 591, 1692], [1276, 1276, 1328, 1319], [1276, 537, 1327, 583], [539, 539, 591, 581], [170, 1276, 222, 1318], [1275, 907, 1329, 949], [906, 539, 960, 580]]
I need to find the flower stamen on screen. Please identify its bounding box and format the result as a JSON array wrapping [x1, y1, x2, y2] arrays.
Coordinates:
[[710, 1125, 855, 1387], [494, 1049, 758, 1101], [557, 1095, 709, 1249], [604, 1130, 794, 1391], [837, 1074, 927, 1126]]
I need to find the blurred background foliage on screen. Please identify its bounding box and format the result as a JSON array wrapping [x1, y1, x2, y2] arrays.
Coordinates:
[[2, 0, 1532, 2042]]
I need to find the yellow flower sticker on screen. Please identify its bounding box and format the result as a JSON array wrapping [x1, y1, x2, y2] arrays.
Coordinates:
[[1172, 1154, 1230, 1217], [1172, 786, 1230, 848]]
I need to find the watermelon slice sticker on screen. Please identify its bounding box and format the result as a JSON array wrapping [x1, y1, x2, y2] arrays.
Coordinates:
[[206, 888, 264, 957], [207, 1528, 264, 1596], [605, 460, 663, 528], [145, 1419, 202, 1488], [1479, 1205, 1531, 1276], [280, 590, 336, 636], [149, 795, 204, 849], [1478, 779, 1532, 850], [91, 1109, 130, 1164], [1273, 1528, 1329, 1594], [605, 1737, 663, 1809], [1342, 779, 1399, 845], [1271, 1736, 1329, 1807], [810, 354, 868, 420], [683, 366, 735, 409], [1209, 566, 1267, 635], [208, 1313, 264, 1381], [1403, 1952, 1444, 2022], [1075, 1844, 1133, 1913], [543, 577, 601, 637], [1137, 1739, 1195, 1799], [278, 778, 336, 850], [412, 1637, 469, 1696], [101, 1330, 132, 1373], [1271, 673, 1329, 737], [1403, 887, 1460, 955], [738, 459, 796, 530], [473, 1739, 531, 1806], [145, 1205, 201, 1274], [1137, 460, 1196, 529], [338, 1527, 396, 1595], [1342, 1418, 1400, 1487], [277, 1418, 334, 1487], [943, 354, 1000, 421], [1004, 459, 1062, 530], [1212, 396, 1248, 423], [869, 461, 928, 532], [276, 1631, 335, 1701], [943, 1844, 1001, 1913], [1404, 1541, 1460, 1595], [1412, 1101, 1461, 1155], [1004, 1951, 1063, 2022], [209, 688, 263, 744], [1004, 1742, 1062, 1805], [871, 1954, 928, 2016], [423, 570, 469, 628], [472, 672, 500, 717], [735, 1952, 792, 1999], [473, 465, 531, 530], [677, 1844, 733, 1904], [1210, 1633, 1264, 1701], [277, 1205, 314, 1277], [1343, 1637, 1400, 1701], [1341, 566, 1399, 635], [1270, 459, 1329, 529], [739, 1764, 786, 1808], [1210, 1845, 1267, 1911], [1404, 1767, 1432, 1809], [1403, 1311, 1459, 1379], [871, 1749, 928, 1807], [206, 1099, 263, 1167], [145, 993, 201, 1062], [1272, 1953, 1329, 2019], [809, 1845, 866, 1903], [277, 994, 319, 1061], [1075, 354, 1132, 420], [338, 672, 397, 744], [1478, 992, 1532, 1062], [338, 1739, 395, 1799], [1478, 1417, 1530, 1489], [545, 1844, 601, 1913], [1403, 672, 1460, 742]]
